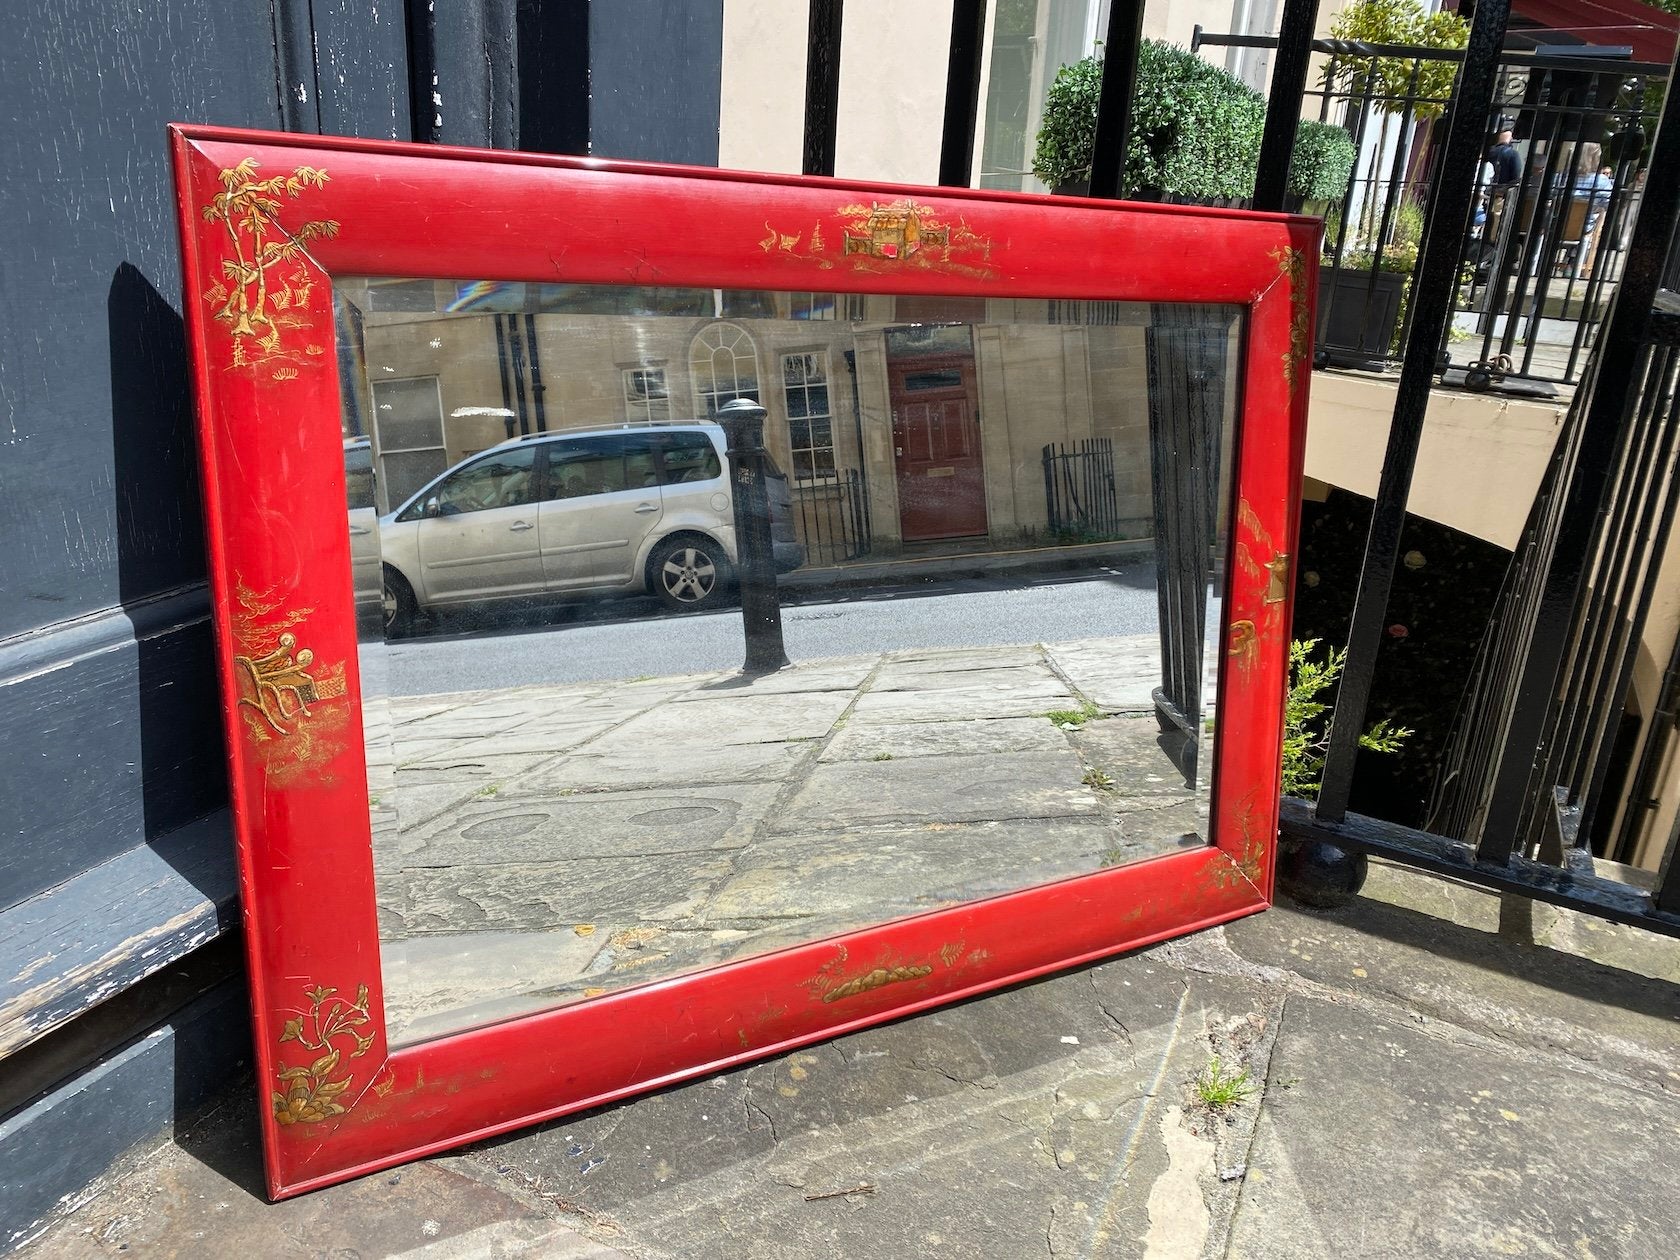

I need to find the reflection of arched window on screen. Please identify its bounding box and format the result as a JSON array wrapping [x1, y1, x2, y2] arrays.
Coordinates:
[[689, 323, 759, 420]]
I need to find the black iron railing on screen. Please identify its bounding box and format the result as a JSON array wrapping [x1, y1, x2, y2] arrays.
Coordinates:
[[791, 468, 872, 567], [1194, 27, 1665, 390], [1042, 438, 1120, 541], [798, 0, 1680, 934]]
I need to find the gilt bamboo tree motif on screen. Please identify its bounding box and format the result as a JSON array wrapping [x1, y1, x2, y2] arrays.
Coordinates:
[[200, 159, 339, 375]]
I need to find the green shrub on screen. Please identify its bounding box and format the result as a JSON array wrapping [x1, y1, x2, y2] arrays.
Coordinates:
[[1283, 639, 1411, 800], [1032, 42, 1265, 201], [1289, 121, 1357, 203], [1322, 0, 1468, 120]]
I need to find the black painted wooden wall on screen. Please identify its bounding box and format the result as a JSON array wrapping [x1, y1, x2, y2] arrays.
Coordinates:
[[0, 1, 722, 1244]]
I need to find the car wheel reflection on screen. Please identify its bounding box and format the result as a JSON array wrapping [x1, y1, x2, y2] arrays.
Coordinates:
[[383, 567, 419, 638], [650, 536, 731, 612]]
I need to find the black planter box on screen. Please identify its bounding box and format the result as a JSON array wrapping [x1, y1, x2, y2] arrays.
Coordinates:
[[1317, 265, 1408, 362]]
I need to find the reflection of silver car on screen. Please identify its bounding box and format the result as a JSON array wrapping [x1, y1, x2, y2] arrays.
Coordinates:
[[345, 438, 382, 620], [378, 423, 803, 634]]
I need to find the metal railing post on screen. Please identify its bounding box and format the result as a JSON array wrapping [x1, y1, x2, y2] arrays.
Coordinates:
[[804, 0, 844, 177], [1252, 0, 1322, 212], [1314, 0, 1514, 823], [1089, 2, 1145, 200], [939, 0, 988, 187]]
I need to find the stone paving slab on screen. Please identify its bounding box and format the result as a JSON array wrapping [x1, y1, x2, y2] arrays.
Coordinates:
[[1222, 875, 1680, 1093], [846, 681, 1078, 724], [819, 715, 1069, 762], [585, 691, 853, 749], [382, 928, 607, 1046], [1224, 995, 1679, 1260], [516, 741, 815, 793], [400, 784, 783, 863], [775, 750, 1101, 832], [377, 852, 736, 933], [1045, 636, 1162, 712], [703, 819, 1138, 925]]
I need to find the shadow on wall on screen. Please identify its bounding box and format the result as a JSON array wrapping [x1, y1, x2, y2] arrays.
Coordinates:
[[107, 262, 228, 893]]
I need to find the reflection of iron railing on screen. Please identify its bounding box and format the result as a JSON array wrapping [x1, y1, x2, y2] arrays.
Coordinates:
[[1194, 29, 1665, 390], [1041, 438, 1119, 540], [791, 468, 873, 567]]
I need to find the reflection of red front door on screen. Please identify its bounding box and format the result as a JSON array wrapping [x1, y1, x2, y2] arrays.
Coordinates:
[[887, 350, 988, 541]]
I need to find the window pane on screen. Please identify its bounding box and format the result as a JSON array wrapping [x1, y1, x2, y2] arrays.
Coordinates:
[[436, 448, 539, 513], [384, 449, 450, 510], [657, 431, 722, 483], [371, 378, 444, 451]]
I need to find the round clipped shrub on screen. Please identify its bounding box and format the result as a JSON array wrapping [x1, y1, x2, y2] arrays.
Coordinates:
[[1033, 42, 1266, 201], [1288, 120, 1357, 203]]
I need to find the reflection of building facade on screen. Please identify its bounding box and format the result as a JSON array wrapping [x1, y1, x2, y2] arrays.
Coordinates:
[[340, 280, 1218, 563]]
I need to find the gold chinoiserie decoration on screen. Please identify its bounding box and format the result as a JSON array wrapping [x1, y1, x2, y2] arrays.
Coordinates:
[[1269, 245, 1311, 397], [200, 159, 340, 377], [273, 983, 376, 1126], [231, 580, 349, 785], [760, 199, 996, 278]]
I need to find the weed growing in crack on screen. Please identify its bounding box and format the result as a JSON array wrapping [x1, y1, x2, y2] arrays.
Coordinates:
[[1194, 1056, 1256, 1110], [1082, 768, 1116, 791], [1046, 701, 1102, 728], [872, 752, 894, 761]]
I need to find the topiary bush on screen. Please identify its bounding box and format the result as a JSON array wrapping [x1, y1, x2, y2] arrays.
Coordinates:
[[1288, 120, 1357, 203], [1032, 42, 1265, 202]]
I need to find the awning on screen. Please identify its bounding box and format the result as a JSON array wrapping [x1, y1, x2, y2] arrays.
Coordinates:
[[1509, 0, 1678, 66]]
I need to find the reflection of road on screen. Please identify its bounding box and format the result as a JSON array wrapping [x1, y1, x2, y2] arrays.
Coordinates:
[[383, 566, 1163, 696]]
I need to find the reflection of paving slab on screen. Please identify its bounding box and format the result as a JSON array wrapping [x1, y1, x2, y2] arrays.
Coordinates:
[[377, 851, 736, 932], [404, 782, 781, 862], [704, 819, 1143, 924], [674, 661, 875, 699], [777, 749, 1099, 831], [868, 664, 1059, 693], [396, 718, 616, 760], [1045, 635, 1164, 712], [381, 928, 605, 1047], [513, 740, 815, 793], [820, 716, 1067, 762], [588, 691, 852, 750], [393, 751, 554, 785], [1069, 715, 1199, 794], [848, 680, 1076, 724]]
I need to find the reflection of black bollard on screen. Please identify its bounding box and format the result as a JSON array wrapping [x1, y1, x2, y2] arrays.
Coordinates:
[[717, 398, 790, 676]]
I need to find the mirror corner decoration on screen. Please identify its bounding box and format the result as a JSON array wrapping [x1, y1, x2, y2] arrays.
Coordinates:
[[169, 123, 1315, 1199]]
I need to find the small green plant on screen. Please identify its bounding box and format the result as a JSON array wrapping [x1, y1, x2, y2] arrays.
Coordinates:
[[872, 752, 894, 762], [1194, 1057, 1256, 1110], [1082, 768, 1116, 791], [477, 782, 502, 797], [1046, 701, 1102, 727], [1321, 0, 1468, 121], [1284, 639, 1412, 800]]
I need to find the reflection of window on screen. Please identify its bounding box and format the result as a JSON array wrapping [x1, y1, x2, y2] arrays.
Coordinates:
[[434, 447, 538, 514], [782, 352, 835, 483], [622, 367, 670, 423], [344, 443, 376, 511], [545, 435, 658, 500], [902, 368, 964, 392], [790, 292, 837, 321], [655, 430, 722, 483], [371, 376, 448, 508], [690, 323, 759, 420]]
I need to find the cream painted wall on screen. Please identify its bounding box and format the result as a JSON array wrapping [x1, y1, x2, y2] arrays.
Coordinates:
[[1304, 372, 1567, 550], [832, 0, 954, 184], [718, 0, 809, 173]]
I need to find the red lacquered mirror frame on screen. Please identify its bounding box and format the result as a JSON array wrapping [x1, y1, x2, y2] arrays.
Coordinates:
[[168, 124, 1315, 1199]]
